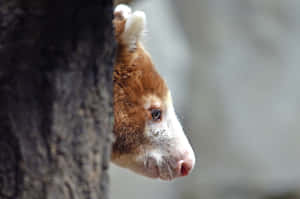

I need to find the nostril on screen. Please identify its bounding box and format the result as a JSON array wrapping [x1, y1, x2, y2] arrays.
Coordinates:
[[178, 160, 193, 177], [180, 161, 191, 176]]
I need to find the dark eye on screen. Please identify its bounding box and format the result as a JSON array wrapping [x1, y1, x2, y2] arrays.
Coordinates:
[[151, 109, 162, 121]]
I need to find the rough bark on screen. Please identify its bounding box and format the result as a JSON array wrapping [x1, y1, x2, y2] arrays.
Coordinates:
[[0, 0, 115, 199]]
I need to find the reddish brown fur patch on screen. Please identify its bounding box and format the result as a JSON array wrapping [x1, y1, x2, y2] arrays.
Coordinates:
[[113, 11, 126, 45], [112, 13, 168, 158]]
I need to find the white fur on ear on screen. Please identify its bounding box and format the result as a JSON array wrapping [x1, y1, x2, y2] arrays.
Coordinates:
[[114, 4, 132, 19], [122, 11, 146, 50]]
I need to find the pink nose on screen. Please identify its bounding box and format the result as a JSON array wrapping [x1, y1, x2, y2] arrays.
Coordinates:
[[177, 158, 194, 177]]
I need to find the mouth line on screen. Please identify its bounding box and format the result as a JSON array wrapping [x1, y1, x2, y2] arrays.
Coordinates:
[[155, 163, 177, 181], [144, 159, 176, 180]]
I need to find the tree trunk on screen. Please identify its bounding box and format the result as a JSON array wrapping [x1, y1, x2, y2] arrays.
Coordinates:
[[0, 0, 115, 199]]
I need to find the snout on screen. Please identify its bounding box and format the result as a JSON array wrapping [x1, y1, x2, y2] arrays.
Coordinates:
[[156, 149, 195, 180]]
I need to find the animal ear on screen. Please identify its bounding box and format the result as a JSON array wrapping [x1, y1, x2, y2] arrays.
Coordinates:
[[114, 4, 132, 20], [114, 4, 146, 50]]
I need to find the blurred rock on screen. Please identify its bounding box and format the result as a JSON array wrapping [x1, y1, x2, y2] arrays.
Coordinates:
[[176, 0, 300, 199]]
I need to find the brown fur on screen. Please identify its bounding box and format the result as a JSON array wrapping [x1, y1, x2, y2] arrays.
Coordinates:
[[112, 12, 168, 158]]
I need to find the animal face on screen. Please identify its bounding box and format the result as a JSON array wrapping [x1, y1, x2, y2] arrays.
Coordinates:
[[112, 4, 195, 180]]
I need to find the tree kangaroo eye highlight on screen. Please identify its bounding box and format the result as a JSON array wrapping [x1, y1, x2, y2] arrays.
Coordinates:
[[151, 109, 162, 121]]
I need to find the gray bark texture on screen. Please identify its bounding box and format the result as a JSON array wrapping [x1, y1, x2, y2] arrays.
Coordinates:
[[0, 0, 115, 199]]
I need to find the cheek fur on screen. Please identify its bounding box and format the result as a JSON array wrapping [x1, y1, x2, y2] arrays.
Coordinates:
[[112, 105, 149, 156]]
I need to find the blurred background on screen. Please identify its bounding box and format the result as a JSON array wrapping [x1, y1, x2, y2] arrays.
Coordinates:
[[110, 0, 300, 198]]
